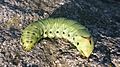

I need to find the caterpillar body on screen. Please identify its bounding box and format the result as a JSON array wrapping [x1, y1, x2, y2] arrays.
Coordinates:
[[20, 18, 94, 57]]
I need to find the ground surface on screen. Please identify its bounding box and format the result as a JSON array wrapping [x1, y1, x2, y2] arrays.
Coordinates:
[[0, 0, 120, 67]]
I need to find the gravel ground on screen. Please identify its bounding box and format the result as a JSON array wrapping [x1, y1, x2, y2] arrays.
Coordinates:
[[0, 0, 120, 67]]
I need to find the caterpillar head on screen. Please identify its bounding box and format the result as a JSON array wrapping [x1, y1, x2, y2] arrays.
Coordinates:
[[20, 31, 39, 51], [20, 40, 34, 51], [20, 22, 42, 51], [20, 37, 37, 51], [76, 37, 94, 58]]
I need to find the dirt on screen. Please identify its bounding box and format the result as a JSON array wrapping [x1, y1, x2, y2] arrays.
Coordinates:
[[0, 0, 120, 67]]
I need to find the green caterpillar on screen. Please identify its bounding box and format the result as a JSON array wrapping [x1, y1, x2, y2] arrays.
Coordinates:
[[20, 18, 94, 58]]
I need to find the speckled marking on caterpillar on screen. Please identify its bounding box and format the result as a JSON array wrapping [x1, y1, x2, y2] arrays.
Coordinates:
[[20, 18, 94, 58]]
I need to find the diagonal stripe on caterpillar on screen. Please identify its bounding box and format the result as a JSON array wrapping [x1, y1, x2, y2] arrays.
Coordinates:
[[20, 18, 94, 58]]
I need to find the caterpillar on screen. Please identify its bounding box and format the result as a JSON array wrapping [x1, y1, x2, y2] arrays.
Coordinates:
[[20, 18, 94, 58]]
